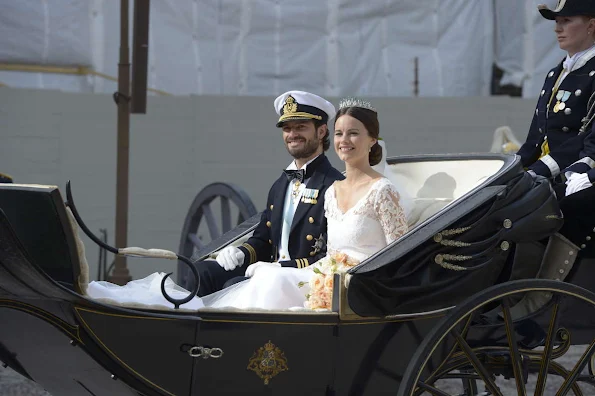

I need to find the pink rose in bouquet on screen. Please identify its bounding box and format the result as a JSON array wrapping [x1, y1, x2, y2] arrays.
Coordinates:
[[302, 252, 359, 310]]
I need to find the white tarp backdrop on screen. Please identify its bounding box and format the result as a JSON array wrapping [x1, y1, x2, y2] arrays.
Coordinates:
[[0, 0, 564, 98]]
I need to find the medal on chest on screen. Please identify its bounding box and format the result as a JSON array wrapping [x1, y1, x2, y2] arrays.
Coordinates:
[[301, 188, 319, 204], [553, 90, 571, 113], [291, 181, 301, 203]]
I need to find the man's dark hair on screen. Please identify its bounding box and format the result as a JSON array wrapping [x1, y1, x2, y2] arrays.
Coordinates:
[[314, 119, 330, 151]]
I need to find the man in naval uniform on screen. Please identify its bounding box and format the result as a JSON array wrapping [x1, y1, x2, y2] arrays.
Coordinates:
[[517, 0, 595, 180], [195, 91, 344, 296]]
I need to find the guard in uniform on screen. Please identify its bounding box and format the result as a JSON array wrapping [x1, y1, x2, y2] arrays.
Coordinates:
[[195, 91, 344, 296], [507, 1, 595, 317], [556, 98, 595, 258], [518, 0, 595, 179], [545, 0, 595, 258]]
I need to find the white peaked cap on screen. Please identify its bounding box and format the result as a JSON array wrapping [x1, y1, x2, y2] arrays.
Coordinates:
[[273, 90, 336, 127]]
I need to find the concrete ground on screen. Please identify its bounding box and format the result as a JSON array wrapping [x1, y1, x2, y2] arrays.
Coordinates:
[[1, 346, 592, 395], [0, 365, 49, 396]]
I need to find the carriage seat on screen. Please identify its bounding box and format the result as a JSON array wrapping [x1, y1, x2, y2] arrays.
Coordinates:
[[0, 184, 203, 312], [384, 158, 505, 228], [0, 184, 89, 294]]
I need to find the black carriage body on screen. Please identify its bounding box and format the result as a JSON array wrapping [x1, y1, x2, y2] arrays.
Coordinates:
[[1, 153, 586, 396], [0, 182, 443, 395]]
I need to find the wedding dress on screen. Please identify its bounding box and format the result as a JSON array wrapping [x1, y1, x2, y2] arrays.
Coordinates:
[[202, 177, 408, 310], [87, 272, 204, 310]]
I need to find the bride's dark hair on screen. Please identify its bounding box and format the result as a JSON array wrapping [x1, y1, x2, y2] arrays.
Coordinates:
[[334, 106, 382, 166]]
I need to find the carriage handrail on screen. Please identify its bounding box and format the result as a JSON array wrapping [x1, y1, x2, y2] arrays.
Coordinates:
[[65, 181, 201, 309]]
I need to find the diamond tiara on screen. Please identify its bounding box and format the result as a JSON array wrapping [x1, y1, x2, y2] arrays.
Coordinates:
[[338, 97, 376, 112]]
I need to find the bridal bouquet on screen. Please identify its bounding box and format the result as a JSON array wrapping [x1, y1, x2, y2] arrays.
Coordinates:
[[300, 252, 359, 310]]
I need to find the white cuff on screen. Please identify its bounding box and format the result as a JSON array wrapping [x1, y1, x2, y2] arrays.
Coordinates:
[[576, 157, 595, 168], [540, 155, 560, 177]]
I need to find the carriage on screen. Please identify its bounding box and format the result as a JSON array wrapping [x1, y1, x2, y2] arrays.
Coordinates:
[[1, 153, 594, 395]]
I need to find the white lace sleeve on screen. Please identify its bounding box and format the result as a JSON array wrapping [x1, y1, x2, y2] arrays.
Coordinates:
[[323, 184, 334, 217], [373, 181, 409, 244]]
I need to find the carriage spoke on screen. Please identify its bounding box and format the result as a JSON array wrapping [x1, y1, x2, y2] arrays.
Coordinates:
[[500, 298, 527, 396], [549, 361, 584, 396], [201, 204, 221, 240], [415, 381, 452, 396], [452, 329, 503, 396], [556, 339, 595, 396], [187, 232, 204, 249], [535, 295, 561, 396], [220, 196, 231, 233]]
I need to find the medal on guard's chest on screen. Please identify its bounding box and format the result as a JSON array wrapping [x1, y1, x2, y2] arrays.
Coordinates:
[[553, 90, 571, 113]]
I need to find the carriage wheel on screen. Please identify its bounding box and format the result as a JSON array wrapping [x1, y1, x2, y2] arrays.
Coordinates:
[[179, 182, 257, 257], [398, 279, 595, 396], [177, 183, 257, 284]]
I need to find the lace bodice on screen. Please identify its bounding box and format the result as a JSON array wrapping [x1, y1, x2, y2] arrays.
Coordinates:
[[324, 178, 408, 262]]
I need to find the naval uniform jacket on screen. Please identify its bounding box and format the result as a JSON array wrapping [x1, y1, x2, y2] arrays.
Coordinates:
[[238, 154, 344, 268], [557, 97, 595, 257], [564, 121, 595, 183], [518, 55, 595, 177]]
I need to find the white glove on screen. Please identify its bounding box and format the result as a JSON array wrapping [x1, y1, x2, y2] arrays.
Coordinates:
[[565, 173, 593, 196], [216, 246, 245, 271], [245, 261, 281, 278]]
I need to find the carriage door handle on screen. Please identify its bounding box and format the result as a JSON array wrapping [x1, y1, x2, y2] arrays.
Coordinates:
[[188, 346, 224, 359]]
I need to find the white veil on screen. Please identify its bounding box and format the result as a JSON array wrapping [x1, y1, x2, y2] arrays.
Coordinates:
[[372, 140, 413, 222]]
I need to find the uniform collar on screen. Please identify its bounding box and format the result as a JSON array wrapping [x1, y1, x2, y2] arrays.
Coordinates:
[[563, 44, 595, 72], [285, 154, 326, 181]]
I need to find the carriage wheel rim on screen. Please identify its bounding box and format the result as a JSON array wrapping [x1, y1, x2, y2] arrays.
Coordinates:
[[177, 182, 257, 285], [398, 279, 595, 396]]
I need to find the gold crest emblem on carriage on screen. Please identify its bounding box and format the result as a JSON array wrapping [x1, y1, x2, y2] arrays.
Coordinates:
[[283, 95, 298, 115], [247, 340, 288, 385]]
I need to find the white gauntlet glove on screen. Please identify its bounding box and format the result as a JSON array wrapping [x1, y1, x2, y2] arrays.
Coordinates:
[[216, 246, 245, 271], [565, 173, 592, 196]]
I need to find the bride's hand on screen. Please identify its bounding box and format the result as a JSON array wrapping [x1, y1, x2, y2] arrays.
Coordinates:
[[245, 261, 281, 278]]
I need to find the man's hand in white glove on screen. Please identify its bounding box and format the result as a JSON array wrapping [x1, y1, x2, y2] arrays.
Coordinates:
[[565, 173, 593, 196], [216, 246, 245, 271], [245, 261, 281, 278]]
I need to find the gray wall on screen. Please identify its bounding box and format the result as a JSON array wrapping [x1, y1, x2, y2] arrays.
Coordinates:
[[0, 88, 535, 281]]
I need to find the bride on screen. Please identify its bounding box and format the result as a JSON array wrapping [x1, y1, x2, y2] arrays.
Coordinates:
[[202, 99, 409, 310]]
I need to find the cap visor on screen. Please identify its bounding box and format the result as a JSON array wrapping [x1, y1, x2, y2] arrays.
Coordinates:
[[276, 114, 323, 128]]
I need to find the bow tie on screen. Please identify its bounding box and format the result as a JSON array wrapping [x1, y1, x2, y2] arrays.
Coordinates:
[[283, 169, 306, 183]]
